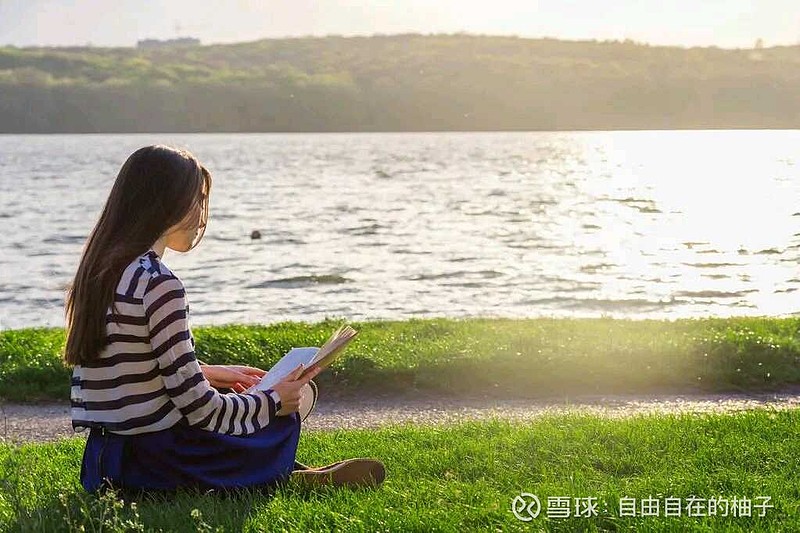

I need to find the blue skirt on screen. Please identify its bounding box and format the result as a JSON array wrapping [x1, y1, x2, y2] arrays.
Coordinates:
[[80, 412, 302, 496]]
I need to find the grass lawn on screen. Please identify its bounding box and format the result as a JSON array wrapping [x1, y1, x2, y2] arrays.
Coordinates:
[[1, 316, 800, 402], [0, 410, 798, 532]]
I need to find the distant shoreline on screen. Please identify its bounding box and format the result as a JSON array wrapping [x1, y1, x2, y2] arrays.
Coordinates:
[[2, 34, 797, 133]]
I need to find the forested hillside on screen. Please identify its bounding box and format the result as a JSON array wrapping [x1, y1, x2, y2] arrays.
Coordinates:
[[1, 34, 798, 132]]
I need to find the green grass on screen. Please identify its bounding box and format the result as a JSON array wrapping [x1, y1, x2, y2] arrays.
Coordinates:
[[0, 411, 797, 531], [2, 317, 800, 402]]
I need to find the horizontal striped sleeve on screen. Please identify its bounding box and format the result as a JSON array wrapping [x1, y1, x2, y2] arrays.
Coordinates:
[[142, 272, 277, 435]]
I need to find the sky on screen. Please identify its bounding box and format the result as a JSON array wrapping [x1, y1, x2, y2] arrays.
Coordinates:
[[0, 0, 798, 49]]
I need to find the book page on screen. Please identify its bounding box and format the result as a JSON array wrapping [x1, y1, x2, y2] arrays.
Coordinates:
[[249, 347, 319, 391], [302, 324, 358, 377]]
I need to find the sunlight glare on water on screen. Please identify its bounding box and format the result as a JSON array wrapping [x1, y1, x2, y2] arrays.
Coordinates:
[[0, 130, 798, 329]]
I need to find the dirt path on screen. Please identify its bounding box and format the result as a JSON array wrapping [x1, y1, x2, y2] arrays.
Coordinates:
[[2, 387, 799, 444]]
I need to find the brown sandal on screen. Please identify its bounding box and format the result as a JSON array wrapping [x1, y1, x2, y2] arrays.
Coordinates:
[[291, 458, 386, 488]]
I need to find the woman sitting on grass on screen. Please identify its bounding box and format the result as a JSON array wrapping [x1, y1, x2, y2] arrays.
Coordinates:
[[63, 145, 385, 496]]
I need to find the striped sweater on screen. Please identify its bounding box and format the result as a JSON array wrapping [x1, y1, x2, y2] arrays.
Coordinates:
[[71, 249, 282, 436]]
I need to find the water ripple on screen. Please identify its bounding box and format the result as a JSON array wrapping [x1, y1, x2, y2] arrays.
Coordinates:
[[2, 130, 799, 329]]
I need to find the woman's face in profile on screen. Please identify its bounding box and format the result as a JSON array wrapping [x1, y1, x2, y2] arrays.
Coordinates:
[[164, 187, 208, 253]]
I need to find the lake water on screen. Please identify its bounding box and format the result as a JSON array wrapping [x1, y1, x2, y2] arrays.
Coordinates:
[[1, 130, 799, 330]]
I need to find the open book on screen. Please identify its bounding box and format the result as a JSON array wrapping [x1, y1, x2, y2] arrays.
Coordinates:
[[247, 324, 358, 393]]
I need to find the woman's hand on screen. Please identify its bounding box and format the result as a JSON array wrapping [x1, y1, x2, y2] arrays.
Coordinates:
[[201, 364, 267, 393], [273, 364, 322, 416]]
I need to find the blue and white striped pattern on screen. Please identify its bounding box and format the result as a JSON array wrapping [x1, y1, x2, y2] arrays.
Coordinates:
[[71, 249, 282, 435]]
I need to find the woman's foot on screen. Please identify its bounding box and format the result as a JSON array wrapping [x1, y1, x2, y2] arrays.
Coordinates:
[[298, 380, 318, 422], [291, 458, 386, 488]]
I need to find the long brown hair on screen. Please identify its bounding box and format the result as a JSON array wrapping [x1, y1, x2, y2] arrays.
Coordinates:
[[64, 145, 211, 365]]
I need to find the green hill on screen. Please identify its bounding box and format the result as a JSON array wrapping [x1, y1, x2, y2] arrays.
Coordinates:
[[1, 34, 798, 132]]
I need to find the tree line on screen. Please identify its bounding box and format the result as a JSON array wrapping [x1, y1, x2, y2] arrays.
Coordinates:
[[0, 34, 798, 132]]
